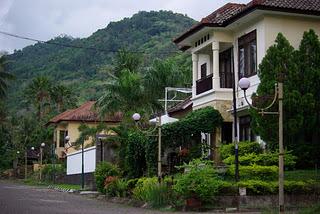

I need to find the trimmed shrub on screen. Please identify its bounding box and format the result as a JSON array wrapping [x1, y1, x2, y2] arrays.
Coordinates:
[[238, 180, 276, 195], [94, 162, 120, 193], [220, 141, 262, 160], [227, 164, 278, 181], [173, 159, 223, 203], [223, 152, 297, 169]]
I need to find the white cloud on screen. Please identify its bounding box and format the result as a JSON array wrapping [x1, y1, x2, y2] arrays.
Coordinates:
[[0, 0, 249, 52]]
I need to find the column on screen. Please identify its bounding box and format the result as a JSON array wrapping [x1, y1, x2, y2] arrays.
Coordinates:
[[212, 41, 220, 89], [192, 53, 198, 97]]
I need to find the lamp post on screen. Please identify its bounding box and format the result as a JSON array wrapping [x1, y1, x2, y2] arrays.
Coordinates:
[[25, 147, 35, 180], [132, 113, 161, 179], [238, 77, 284, 213], [39, 142, 45, 181]]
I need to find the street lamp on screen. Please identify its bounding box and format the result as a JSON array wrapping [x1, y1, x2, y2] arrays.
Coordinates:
[[238, 77, 284, 213], [24, 146, 35, 180], [39, 143, 45, 181], [132, 113, 162, 180]]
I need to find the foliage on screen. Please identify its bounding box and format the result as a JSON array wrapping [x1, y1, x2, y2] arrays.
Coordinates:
[[238, 180, 276, 195], [145, 138, 157, 177], [125, 131, 147, 178], [0, 56, 14, 99], [143, 58, 190, 105], [223, 152, 297, 170], [237, 179, 320, 195], [5, 11, 195, 114], [162, 106, 223, 148], [251, 30, 320, 167], [94, 162, 121, 193], [133, 177, 158, 201], [299, 203, 320, 214], [227, 164, 278, 181], [173, 159, 222, 203], [105, 178, 128, 197], [41, 164, 65, 182], [75, 123, 106, 148], [220, 141, 262, 160]]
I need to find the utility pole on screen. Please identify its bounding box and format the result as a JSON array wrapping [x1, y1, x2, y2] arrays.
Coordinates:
[[278, 81, 284, 213], [81, 140, 85, 189], [157, 115, 162, 182]]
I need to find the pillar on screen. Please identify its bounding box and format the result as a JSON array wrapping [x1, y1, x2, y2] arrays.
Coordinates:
[[192, 53, 198, 97], [212, 41, 220, 89]]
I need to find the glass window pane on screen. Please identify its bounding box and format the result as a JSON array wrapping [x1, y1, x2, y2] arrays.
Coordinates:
[[239, 48, 245, 79], [250, 41, 257, 76]]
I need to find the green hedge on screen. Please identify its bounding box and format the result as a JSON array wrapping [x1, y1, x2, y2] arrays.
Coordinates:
[[220, 141, 262, 160], [223, 152, 297, 169], [227, 164, 278, 181]]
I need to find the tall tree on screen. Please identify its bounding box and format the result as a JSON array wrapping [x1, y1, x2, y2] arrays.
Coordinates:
[[144, 58, 187, 104], [251, 31, 320, 167], [96, 49, 155, 117], [25, 76, 52, 119], [0, 56, 14, 99], [50, 84, 77, 113]]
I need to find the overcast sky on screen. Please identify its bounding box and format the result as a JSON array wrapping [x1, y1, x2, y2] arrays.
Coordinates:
[[0, 0, 248, 53]]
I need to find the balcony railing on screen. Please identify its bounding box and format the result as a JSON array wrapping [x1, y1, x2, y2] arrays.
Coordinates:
[[196, 74, 213, 95]]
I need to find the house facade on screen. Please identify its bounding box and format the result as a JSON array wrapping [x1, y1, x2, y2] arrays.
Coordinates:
[[174, 0, 320, 149], [48, 101, 122, 159]]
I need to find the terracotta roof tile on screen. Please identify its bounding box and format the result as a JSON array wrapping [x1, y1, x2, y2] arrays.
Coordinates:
[[167, 96, 192, 114], [48, 101, 122, 124], [174, 0, 320, 44]]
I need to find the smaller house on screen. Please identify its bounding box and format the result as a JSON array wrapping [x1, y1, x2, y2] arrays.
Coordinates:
[[48, 101, 122, 159]]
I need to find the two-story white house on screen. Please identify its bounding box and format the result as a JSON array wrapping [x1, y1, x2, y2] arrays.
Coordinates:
[[173, 0, 320, 151]]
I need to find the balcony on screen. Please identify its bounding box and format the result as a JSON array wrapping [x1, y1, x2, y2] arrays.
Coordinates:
[[196, 74, 213, 95]]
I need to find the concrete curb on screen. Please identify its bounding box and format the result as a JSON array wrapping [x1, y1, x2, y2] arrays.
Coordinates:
[[47, 185, 79, 193]]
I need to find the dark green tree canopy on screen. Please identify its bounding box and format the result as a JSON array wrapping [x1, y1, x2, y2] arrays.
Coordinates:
[[251, 30, 320, 167]]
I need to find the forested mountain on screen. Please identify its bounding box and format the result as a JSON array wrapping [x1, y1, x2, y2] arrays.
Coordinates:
[[5, 11, 196, 113]]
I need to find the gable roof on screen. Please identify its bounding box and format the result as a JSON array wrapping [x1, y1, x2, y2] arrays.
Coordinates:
[[173, 0, 320, 44], [48, 101, 122, 124]]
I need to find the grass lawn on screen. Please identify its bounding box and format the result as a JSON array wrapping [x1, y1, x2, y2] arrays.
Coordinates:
[[22, 179, 81, 190], [52, 183, 82, 190]]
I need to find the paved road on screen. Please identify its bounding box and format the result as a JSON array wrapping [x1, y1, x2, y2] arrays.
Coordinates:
[[0, 180, 177, 214]]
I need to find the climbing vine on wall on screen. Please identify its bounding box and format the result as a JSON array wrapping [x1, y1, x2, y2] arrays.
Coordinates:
[[162, 106, 223, 148]]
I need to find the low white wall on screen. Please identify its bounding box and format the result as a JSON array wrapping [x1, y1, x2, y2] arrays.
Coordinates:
[[66, 146, 96, 175]]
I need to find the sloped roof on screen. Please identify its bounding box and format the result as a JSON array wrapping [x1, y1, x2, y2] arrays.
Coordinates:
[[48, 101, 122, 124], [174, 0, 320, 44], [167, 96, 192, 114]]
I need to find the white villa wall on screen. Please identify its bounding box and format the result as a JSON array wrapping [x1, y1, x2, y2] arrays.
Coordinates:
[[67, 146, 96, 175]]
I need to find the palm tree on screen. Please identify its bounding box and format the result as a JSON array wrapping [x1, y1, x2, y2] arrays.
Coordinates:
[[0, 56, 14, 99], [144, 59, 185, 102], [96, 69, 150, 117], [25, 76, 52, 119], [96, 49, 157, 118], [50, 84, 77, 113]]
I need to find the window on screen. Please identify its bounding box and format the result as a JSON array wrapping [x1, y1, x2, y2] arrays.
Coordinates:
[[200, 63, 207, 79], [239, 116, 255, 141], [219, 48, 233, 88], [238, 30, 257, 79], [59, 130, 68, 147]]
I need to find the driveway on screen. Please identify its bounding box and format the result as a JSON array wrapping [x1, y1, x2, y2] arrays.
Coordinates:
[[0, 180, 173, 214]]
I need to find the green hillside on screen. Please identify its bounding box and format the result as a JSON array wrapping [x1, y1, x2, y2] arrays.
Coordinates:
[[5, 10, 196, 112]]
